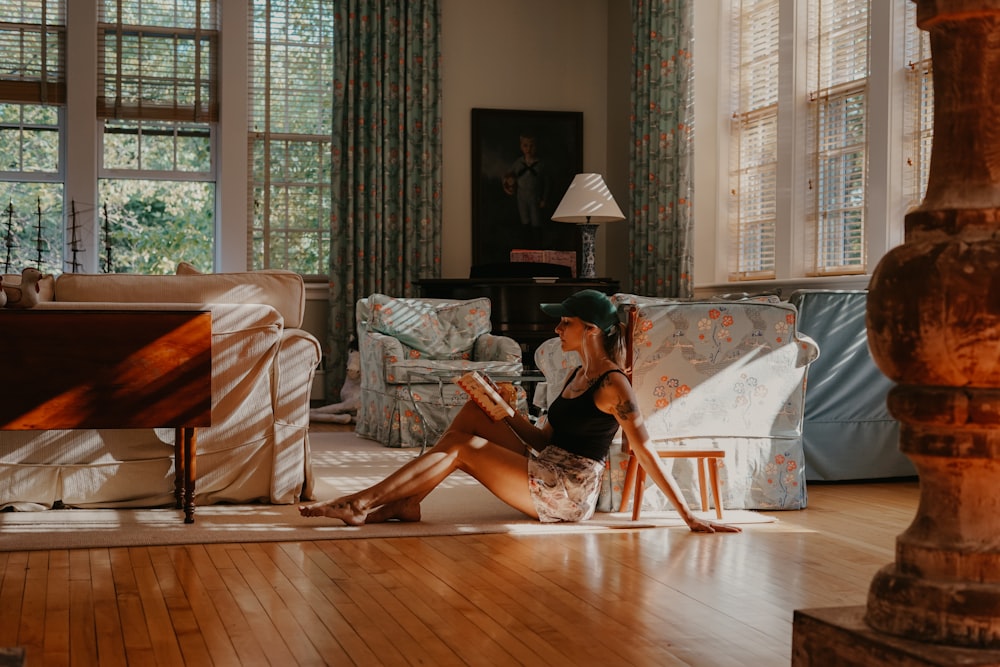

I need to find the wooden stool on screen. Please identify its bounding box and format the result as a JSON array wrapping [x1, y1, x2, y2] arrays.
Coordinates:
[[619, 447, 725, 521], [615, 306, 726, 521]]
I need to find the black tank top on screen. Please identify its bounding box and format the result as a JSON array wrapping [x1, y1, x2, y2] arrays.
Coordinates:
[[546, 367, 625, 462]]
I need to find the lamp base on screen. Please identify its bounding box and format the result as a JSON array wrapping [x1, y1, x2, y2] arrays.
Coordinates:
[[580, 223, 598, 279]]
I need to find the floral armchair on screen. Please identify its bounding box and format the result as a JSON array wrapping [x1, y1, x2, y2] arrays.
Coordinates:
[[534, 294, 820, 510], [354, 294, 523, 448]]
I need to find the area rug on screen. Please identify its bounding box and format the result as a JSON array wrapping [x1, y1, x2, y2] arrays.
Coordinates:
[[0, 429, 775, 551]]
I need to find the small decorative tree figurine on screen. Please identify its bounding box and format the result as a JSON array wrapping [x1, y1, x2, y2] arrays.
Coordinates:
[[3, 200, 18, 274]]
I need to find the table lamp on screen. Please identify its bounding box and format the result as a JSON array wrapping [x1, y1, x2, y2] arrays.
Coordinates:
[[551, 173, 625, 278]]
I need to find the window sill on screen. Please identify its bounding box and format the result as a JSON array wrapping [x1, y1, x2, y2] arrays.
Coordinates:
[[693, 274, 872, 299]]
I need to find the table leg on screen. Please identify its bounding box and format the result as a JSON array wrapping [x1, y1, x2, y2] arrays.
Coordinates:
[[174, 427, 184, 509], [407, 377, 449, 456], [175, 427, 198, 524]]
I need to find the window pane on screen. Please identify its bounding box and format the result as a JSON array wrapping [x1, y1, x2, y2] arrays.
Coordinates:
[[815, 90, 867, 271], [813, 0, 869, 90], [248, 0, 333, 274], [0, 181, 64, 275], [0, 1, 67, 105], [0, 103, 60, 175], [904, 0, 932, 205], [98, 178, 214, 274], [730, 0, 779, 279], [249, 136, 330, 274], [98, 0, 218, 121], [103, 120, 212, 175], [808, 0, 869, 275]]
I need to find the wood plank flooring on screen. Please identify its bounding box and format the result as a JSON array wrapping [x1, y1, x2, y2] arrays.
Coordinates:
[[0, 477, 918, 666]]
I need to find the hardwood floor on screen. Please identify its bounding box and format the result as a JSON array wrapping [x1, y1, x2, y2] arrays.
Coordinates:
[[0, 476, 918, 666]]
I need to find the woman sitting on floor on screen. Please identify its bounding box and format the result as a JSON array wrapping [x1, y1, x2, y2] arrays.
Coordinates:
[[300, 289, 740, 533]]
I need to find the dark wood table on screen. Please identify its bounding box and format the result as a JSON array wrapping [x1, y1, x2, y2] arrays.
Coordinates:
[[0, 308, 213, 523]]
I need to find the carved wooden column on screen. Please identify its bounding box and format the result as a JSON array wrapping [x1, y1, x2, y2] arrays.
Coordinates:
[[793, 1, 1000, 663], [864, 0, 1000, 649]]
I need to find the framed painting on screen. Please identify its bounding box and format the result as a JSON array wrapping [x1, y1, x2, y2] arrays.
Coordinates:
[[471, 108, 583, 271]]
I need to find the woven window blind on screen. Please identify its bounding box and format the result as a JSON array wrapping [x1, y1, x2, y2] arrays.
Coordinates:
[[248, 0, 334, 274], [0, 0, 66, 105], [97, 0, 218, 122], [904, 1, 932, 206], [808, 0, 869, 275], [730, 0, 779, 279]]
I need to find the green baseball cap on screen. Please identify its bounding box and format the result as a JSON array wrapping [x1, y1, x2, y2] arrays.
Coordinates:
[[540, 289, 618, 333]]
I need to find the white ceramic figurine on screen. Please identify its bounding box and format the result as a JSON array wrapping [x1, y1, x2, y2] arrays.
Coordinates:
[[2, 267, 44, 309]]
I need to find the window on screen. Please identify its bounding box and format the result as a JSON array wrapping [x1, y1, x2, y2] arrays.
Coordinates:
[[724, 0, 919, 283], [0, 0, 65, 275], [96, 0, 218, 274], [903, 0, 932, 206], [248, 0, 334, 276], [2, 2, 334, 277], [729, 0, 779, 279], [807, 0, 869, 275]]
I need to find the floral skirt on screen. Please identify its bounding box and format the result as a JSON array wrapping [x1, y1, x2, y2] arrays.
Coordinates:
[[527, 446, 604, 523]]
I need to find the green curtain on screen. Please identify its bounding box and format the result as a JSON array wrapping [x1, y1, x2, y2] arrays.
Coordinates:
[[629, 0, 694, 298], [326, 0, 442, 399]]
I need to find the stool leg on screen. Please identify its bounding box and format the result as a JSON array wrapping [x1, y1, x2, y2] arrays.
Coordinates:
[[620, 452, 639, 513], [708, 458, 723, 520], [696, 458, 709, 514], [632, 466, 646, 521]]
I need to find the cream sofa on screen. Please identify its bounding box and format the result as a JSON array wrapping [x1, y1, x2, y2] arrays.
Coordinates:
[[0, 270, 322, 510]]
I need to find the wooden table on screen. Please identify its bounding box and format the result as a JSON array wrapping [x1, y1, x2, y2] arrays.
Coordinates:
[[0, 308, 212, 523]]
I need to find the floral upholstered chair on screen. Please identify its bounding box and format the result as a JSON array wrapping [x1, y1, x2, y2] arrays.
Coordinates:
[[354, 294, 523, 448], [535, 293, 820, 510]]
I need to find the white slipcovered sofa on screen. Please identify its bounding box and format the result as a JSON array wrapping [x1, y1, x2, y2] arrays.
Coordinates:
[[0, 269, 322, 510], [534, 293, 819, 510]]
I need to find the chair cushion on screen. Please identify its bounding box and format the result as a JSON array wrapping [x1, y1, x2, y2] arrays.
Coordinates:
[[367, 294, 492, 358]]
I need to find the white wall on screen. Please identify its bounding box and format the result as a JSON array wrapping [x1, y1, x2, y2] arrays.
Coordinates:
[[440, 0, 625, 279], [692, 1, 726, 288]]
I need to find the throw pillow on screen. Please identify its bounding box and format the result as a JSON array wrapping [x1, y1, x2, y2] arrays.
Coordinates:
[[368, 294, 492, 358]]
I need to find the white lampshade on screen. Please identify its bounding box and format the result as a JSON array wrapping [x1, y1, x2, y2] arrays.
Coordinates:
[[551, 173, 624, 279], [551, 173, 625, 224]]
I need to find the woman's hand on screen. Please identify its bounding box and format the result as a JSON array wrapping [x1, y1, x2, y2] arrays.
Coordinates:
[[686, 517, 743, 533]]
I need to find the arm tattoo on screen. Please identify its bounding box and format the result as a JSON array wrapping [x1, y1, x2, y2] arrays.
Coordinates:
[[614, 396, 638, 420]]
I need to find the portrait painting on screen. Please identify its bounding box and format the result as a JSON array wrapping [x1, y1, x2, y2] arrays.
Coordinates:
[[471, 108, 583, 270]]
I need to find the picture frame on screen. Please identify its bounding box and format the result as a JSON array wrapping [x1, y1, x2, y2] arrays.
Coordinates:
[[471, 108, 583, 272]]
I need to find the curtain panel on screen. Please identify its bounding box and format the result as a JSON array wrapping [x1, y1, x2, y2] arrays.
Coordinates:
[[326, 0, 442, 399], [629, 0, 694, 298]]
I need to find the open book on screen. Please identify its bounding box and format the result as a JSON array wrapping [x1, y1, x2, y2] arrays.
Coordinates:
[[454, 371, 516, 421]]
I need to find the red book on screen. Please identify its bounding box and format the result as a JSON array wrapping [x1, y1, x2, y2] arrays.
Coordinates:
[[454, 371, 515, 421]]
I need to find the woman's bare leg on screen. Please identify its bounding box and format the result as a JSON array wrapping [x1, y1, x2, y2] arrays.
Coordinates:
[[300, 402, 541, 524], [363, 401, 535, 522]]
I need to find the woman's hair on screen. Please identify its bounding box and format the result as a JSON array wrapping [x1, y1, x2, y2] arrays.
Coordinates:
[[602, 321, 627, 368]]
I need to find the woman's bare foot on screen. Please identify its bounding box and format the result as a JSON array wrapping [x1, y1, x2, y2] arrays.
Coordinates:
[[298, 497, 367, 525], [365, 498, 422, 524]]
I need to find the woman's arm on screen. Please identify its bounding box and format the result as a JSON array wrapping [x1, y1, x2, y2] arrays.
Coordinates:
[[597, 374, 742, 534], [502, 411, 552, 454]]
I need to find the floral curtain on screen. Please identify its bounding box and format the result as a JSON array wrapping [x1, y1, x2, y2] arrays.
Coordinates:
[[326, 0, 443, 399], [629, 0, 694, 298]]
